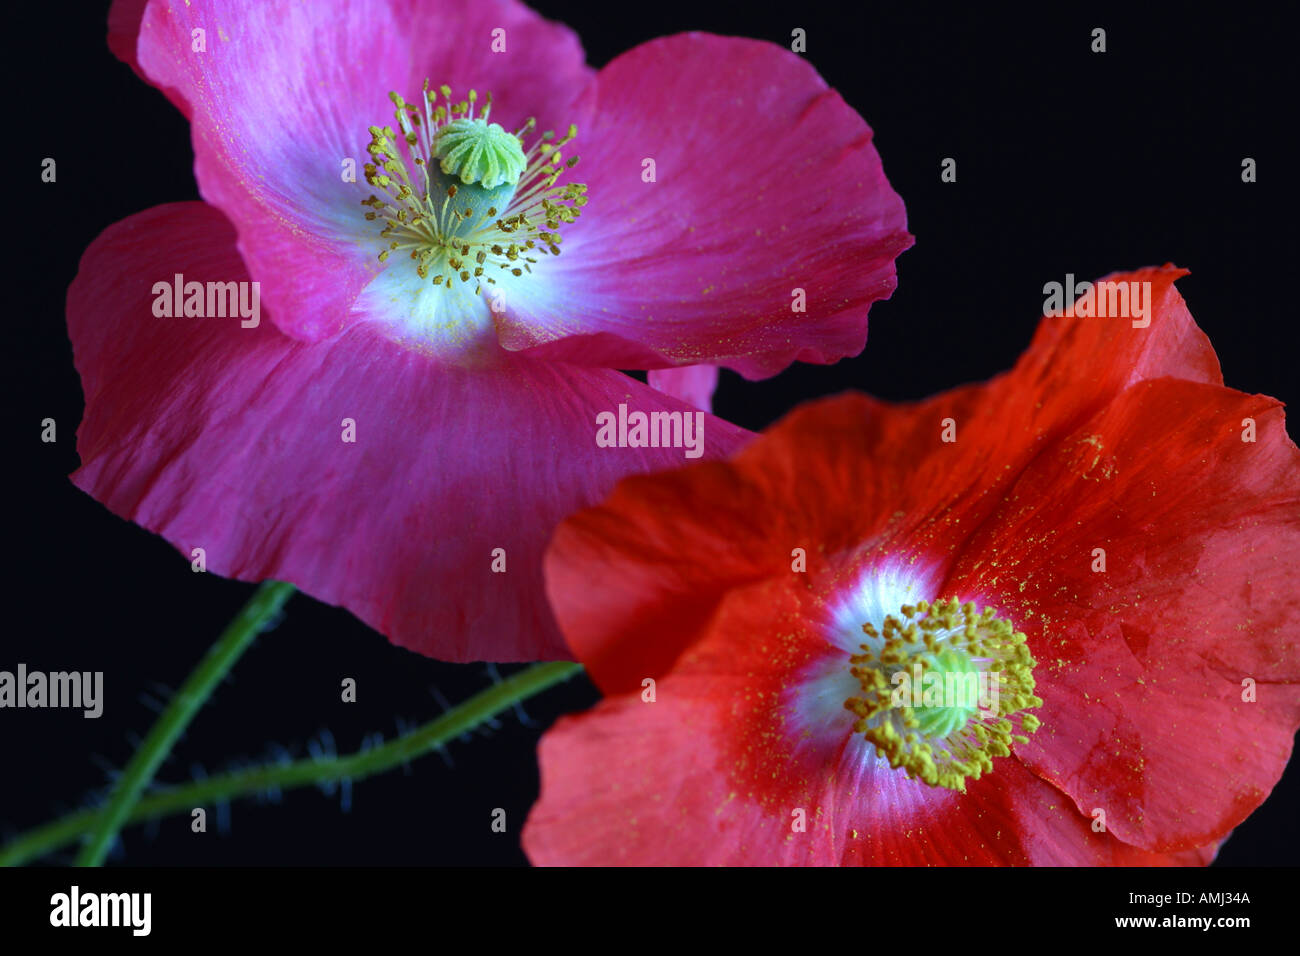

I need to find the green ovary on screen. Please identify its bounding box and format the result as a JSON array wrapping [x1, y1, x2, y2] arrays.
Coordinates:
[[908, 646, 980, 739], [434, 118, 528, 189]]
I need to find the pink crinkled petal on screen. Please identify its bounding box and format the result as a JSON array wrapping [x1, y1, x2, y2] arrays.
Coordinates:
[[647, 365, 720, 413], [498, 33, 912, 378], [69, 201, 752, 661], [126, 0, 593, 341]]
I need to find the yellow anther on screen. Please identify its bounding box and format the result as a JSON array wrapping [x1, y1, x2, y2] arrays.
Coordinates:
[[843, 597, 1041, 792], [360, 81, 586, 297]]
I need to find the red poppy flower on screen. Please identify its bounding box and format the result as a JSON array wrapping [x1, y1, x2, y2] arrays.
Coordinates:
[[72, 0, 911, 660], [524, 265, 1300, 864]]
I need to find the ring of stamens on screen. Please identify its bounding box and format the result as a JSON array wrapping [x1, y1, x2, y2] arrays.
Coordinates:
[[843, 598, 1042, 791], [361, 82, 588, 294]]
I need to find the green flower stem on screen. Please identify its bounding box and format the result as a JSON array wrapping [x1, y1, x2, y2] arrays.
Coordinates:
[[72, 581, 297, 867], [2, 659, 583, 867]]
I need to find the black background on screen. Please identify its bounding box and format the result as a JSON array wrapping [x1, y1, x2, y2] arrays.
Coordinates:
[[4, 1, 1297, 866]]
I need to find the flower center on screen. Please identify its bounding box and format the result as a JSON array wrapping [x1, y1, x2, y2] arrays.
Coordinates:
[[843, 598, 1042, 791], [362, 83, 587, 293]]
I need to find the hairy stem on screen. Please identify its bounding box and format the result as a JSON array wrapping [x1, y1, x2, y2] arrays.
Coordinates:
[[72, 581, 297, 866], [3, 660, 583, 867]]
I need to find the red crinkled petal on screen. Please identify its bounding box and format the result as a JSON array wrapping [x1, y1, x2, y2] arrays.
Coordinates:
[[526, 572, 1219, 866], [948, 377, 1300, 851], [526, 689, 1221, 865]]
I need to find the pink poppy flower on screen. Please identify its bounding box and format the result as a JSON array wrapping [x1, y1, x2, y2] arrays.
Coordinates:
[[74, 0, 911, 659]]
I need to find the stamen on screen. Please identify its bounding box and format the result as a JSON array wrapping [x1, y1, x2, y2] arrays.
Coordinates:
[[360, 83, 588, 298], [843, 598, 1042, 791]]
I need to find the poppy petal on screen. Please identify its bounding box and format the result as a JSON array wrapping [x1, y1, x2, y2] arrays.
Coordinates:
[[127, 0, 593, 341], [69, 201, 752, 661], [524, 684, 1213, 865], [949, 377, 1300, 851], [496, 33, 912, 377], [647, 365, 720, 413]]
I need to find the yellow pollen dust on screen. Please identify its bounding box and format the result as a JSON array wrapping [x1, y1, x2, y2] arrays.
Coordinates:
[[360, 82, 587, 294], [843, 598, 1042, 792]]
